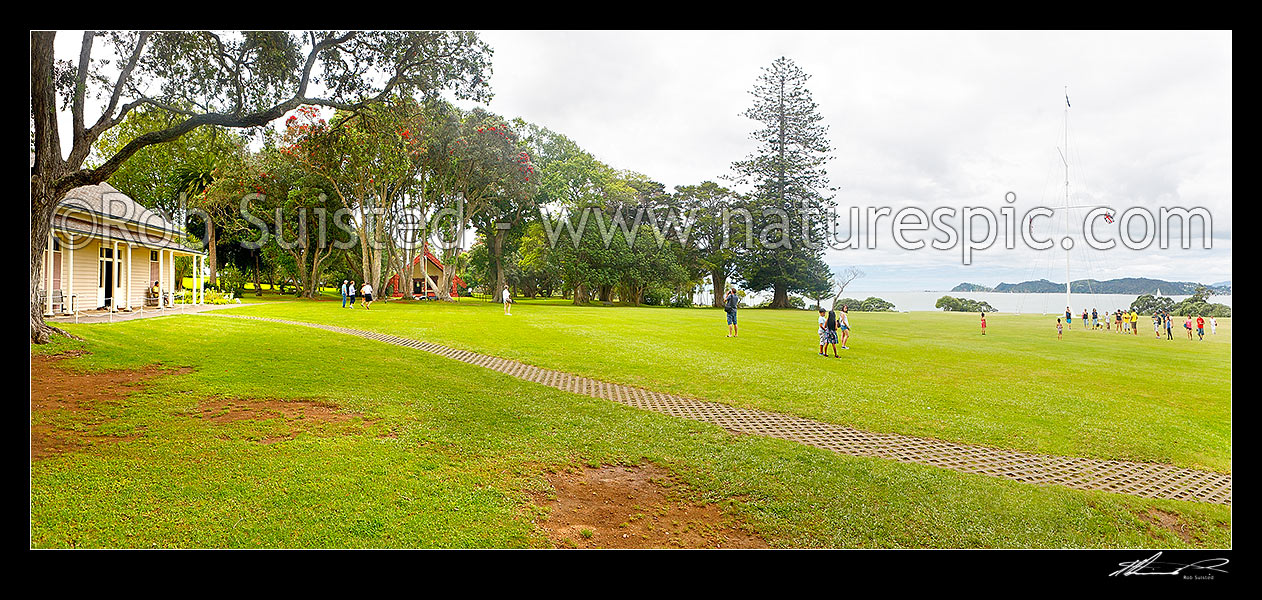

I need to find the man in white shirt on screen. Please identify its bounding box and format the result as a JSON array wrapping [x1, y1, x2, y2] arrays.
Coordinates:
[[503, 285, 513, 315]]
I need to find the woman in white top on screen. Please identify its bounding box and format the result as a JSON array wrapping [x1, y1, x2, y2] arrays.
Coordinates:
[[361, 282, 374, 310], [503, 285, 512, 315]]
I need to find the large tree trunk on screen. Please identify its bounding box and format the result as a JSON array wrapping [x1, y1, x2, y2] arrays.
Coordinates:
[[29, 199, 71, 343], [435, 247, 456, 302], [30, 33, 76, 344], [491, 231, 507, 302], [599, 285, 612, 303], [572, 283, 587, 305], [711, 268, 727, 308], [770, 283, 790, 309], [254, 252, 263, 296], [207, 223, 218, 288]]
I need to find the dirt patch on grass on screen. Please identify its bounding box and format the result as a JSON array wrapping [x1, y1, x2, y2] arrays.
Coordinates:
[[30, 426, 141, 460], [1138, 508, 1197, 545], [195, 397, 376, 444], [530, 463, 769, 549], [30, 353, 190, 460]]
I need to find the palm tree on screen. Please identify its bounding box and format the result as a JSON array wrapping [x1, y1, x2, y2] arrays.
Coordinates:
[[173, 160, 218, 286]]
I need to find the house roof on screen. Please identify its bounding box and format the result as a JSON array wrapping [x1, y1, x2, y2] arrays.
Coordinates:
[[58, 182, 183, 233], [54, 182, 202, 254]]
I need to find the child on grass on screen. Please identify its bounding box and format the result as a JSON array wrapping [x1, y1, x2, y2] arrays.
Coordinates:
[[817, 308, 829, 356], [838, 305, 851, 350], [1056, 317, 1063, 340], [980, 312, 987, 335]]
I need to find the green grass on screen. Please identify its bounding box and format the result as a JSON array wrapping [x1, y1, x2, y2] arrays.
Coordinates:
[[30, 309, 1231, 548], [216, 299, 1233, 473]]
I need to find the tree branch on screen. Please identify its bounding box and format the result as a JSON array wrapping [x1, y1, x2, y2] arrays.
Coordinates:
[[69, 31, 151, 168], [71, 31, 93, 150]]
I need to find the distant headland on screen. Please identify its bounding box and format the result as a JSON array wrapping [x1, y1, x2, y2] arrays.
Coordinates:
[[950, 278, 1231, 295]]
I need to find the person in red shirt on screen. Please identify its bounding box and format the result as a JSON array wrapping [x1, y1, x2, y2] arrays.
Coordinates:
[[1196, 315, 1206, 341], [980, 312, 987, 336]]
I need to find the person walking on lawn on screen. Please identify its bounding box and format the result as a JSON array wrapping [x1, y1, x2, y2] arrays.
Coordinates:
[[724, 288, 739, 337], [340, 279, 349, 308], [347, 281, 357, 309]]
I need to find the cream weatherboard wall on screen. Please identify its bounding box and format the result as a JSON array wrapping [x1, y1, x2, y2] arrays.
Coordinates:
[[124, 245, 146, 308], [64, 236, 100, 311], [54, 237, 153, 311]]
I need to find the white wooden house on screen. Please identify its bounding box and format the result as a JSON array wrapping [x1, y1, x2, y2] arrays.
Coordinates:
[[39, 182, 207, 315]]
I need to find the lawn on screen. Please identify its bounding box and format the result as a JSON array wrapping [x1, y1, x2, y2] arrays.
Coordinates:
[[217, 299, 1233, 473], [29, 303, 1231, 549]]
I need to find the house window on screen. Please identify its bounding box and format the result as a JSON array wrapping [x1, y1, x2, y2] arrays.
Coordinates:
[[52, 238, 61, 251], [150, 250, 159, 261], [99, 247, 113, 259]]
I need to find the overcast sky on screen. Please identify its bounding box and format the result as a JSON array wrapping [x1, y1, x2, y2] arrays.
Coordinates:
[[456, 30, 1232, 291], [51, 30, 1232, 291]]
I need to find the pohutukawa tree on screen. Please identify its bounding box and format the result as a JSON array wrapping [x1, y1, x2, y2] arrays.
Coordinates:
[[730, 56, 836, 308], [670, 181, 746, 307], [201, 147, 342, 299], [426, 106, 538, 301], [281, 98, 428, 295], [30, 30, 491, 343]]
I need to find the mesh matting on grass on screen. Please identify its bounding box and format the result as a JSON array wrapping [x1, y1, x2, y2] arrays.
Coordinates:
[[205, 313, 1231, 506]]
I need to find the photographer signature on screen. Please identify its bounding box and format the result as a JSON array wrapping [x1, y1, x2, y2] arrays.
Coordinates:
[[1110, 552, 1229, 577]]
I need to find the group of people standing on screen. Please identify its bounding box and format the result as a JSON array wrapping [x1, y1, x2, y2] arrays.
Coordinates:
[[340, 280, 375, 310], [1058, 306, 1216, 341], [817, 305, 852, 357], [719, 287, 854, 356]]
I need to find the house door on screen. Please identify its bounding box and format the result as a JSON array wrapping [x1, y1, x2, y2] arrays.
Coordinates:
[[99, 247, 113, 308]]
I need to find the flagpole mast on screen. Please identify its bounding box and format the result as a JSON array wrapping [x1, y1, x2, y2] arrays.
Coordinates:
[[1062, 86, 1072, 314]]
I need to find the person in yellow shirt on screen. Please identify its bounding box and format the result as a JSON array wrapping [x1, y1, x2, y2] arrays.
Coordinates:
[[1130, 310, 1140, 335]]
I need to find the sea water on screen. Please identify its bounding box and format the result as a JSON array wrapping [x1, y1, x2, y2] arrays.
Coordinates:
[[694, 289, 1232, 313]]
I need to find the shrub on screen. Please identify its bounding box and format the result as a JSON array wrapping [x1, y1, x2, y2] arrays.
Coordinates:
[[643, 288, 671, 306], [1173, 300, 1231, 317], [936, 296, 996, 313], [216, 265, 248, 298]]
